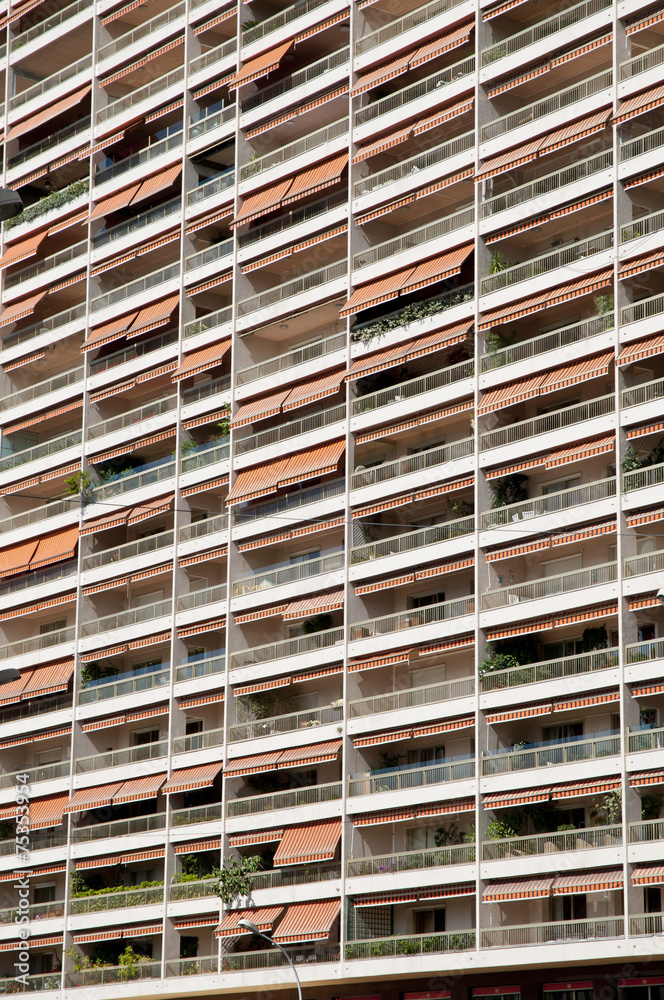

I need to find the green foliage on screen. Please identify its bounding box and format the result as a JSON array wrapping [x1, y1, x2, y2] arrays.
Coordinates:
[[485, 812, 523, 840], [71, 880, 163, 898], [379, 751, 405, 770], [488, 250, 513, 274], [235, 690, 300, 723], [621, 445, 643, 473], [642, 794, 662, 821], [180, 439, 198, 455], [6, 179, 89, 230], [489, 473, 529, 509], [301, 613, 333, 634], [556, 823, 576, 832], [594, 293, 614, 315], [216, 855, 262, 903], [447, 497, 473, 518], [352, 288, 474, 345], [65, 471, 94, 499], [80, 662, 120, 688], [592, 789, 622, 826], [480, 651, 520, 677], [433, 822, 464, 846], [581, 626, 607, 652]]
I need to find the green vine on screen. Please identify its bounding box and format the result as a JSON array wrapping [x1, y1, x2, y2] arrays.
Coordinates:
[[216, 855, 262, 903], [6, 178, 89, 230], [352, 288, 474, 345]]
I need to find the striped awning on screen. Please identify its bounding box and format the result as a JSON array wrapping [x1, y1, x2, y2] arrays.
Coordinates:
[[162, 762, 223, 794], [486, 537, 550, 562], [631, 770, 664, 787], [550, 777, 620, 800], [273, 819, 341, 866], [228, 829, 284, 848], [618, 334, 664, 368], [24, 793, 69, 830], [553, 689, 619, 712], [21, 660, 74, 700], [478, 375, 545, 414], [234, 677, 291, 697], [64, 783, 124, 814], [414, 717, 474, 737], [229, 40, 292, 89], [348, 648, 416, 672], [232, 154, 346, 226], [551, 519, 616, 546], [227, 438, 345, 505], [340, 248, 471, 318], [351, 23, 472, 95], [216, 906, 284, 937], [545, 434, 614, 469], [226, 741, 341, 777], [615, 82, 664, 123], [486, 618, 553, 641], [171, 339, 231, 381], [346, 321, 471, 379], [173, 838, 222, 854], [6, 84, 91, 142], [483, 877, 553, 901], [353, 728, 413, 748], [352, 798, 474, 826], [273, 899, 340, 944], [552, 870, 623, 894], [283, 589, 344, 620], [486, 703, 552, 725], [483, 787, 551, 810], [618, 249, 664, 279], [627, 506, 664, 527], [356, 883, 474, 907], [173, 916, 219, 929], [633, 865, 664, 886], [114, 773, 166, 804], [230, 388, 291, 427], [478, 270, 613, 331]]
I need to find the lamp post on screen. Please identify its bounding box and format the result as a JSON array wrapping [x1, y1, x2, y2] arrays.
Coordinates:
[[0, 189, 23, 222], [237, 918, 303, 1000]]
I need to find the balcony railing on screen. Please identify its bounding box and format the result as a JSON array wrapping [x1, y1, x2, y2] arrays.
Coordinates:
[[1, 365, 83, 411], [92, 262, 179, 312], [80, 599, 171, 637], [184, 307, 232, 340], [78, 668, 170, 705], [349, 755, 475, 796], [181, 439, 230, 474], [189, 102, 236, 141], [243, 47, 349, 113], [213, 946, 339, 973], [82, 531, 174, 571], [629, 818, 664, 843], [94, 196, 181, 251], [97, 67, 184, 124], [8, 116, 91, 170], [624, 551, 664, 578], [95, 129, 182, 185], [354, 205, 474, 269], [481, 394, 614, 451], [175, 652, 225, 682], [231, 627, 344, 668], [355, 56, 475, 126], [185, 238, 233, 273], [190, 36, 236, 75], [353, 359, 473, 415], [0, 899, 64, 924], [346, 931, 475, 959], [243, 0, 331, 43], [348, 843, 475, 877], [622, 375, 664, 410], [177, 584, 227, 611], [481, 315, 612, 372], [0, 558, 76, 601], [482, 152, 613, 219], [227, 781, 343, 816], [623, 458, 664, 493], [350, 676, 474, 718], [482, 825, 622, 860], [11, 54, 91, 109], [13, 0, 92, 50], [628, 724, 664, 753], [0, 830, 67, 856], [625, 637, 664, 664], [356, 131, 475, 199], [241, 119, 346, 179], [5, 240, 88, 289], [237, 261, 347, 317], [352, 437, 474, 490], [0, 430, 81, 473], [229, 702, 343, 742], [65, 962, 161, 987], [630, 913, 664, 936], [481, 647, 618, 692], [620, 124, 664, 162], [481, 476, 615, 529], [0, 761, 70, 789], [621, 41, 664, 79], [238, 191, 347, 249], [233, 552, 343, 597], [168, 878, 219, 901], [482, 0, 611, 65], [351, 515, 473, 565], [179, 513, 228, 541], [173, 726, 224, 753], [481, 917, 623, 948], [0, 498, 73, 537], [481, 70, 612, 141], [237, 477, 345, 521], [236, 332, 345, 385], [164, 957, 218, 977], [92, 458, 176, 500], [622, 208, 664, 244], [98, 1, 185, 58], [89, 328, 177, 375], [74, 812, 167, 843], [482, 731, 620, 775], [0, 627, 75, 662], [87, 394, 177, 439], [76, 741, 168, 773], [356, 0, 465, 53], [235, 404, 345, 456], [251, 861, 341, 890], [2, 974, 63, 991], [172, 803, 222, 827], [482, 562, 617, 610], [351, 596, 474, 642], [2, 301, 86, 352], [186, 168, 235, 207], [482, 233, 613, 294]]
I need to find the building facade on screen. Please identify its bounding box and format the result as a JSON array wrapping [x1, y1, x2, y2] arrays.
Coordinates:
[[0, 0, 663, 994]]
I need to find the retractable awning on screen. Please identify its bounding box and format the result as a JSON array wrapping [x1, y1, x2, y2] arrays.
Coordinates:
[[273, 899, 340, 943], [171, 339, 231, 381], [273, 819, 342, 866], [552, 870, 623, 894], [162, 762, 223, 794], [6, 85, 91, 142], [483, 877, 553, 901], [346, 321, 471, 379], [352, 23, 472, 95], [229, 41, 293, 89], [216, 906, 284, 937]]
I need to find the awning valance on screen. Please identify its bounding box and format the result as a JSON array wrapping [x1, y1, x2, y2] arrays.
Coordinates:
[[273, 899, 340, 943], [162, 762, 223, 794], [273, 819, 342, 866]]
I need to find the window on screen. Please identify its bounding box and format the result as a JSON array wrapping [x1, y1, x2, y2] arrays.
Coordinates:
[[542, 477, 581, 495], [554, 894, 586, 922], [133, 869, 155, 884], [408, 745, 445, 766], [542, 722, 583, 743], [409, 592, 445, 609], [34, 884, 56, 904], [639, 624, 656, 642], [191, 510, 209, 523], [537, 396, 579, 415], [289, 549, 320, 565], [132, 658, 162, 675], [36, 748, 62, 766], [39, 619, 66, 647], [640, 708, 658, 729], [137, 525, 165, 538], [134, 590, 164, 607], [133, 729, 160, 746], [542, 637, 582, 658], [406, 827, 439, 850], [645, 886, 661, 914], [541, 554, 583, 578], [414, 908, 445, 934], [543, 985, 592, 1000], [185, 719, 204, 749], [410, 664, 445, 688], [409, 439, 445, 455]]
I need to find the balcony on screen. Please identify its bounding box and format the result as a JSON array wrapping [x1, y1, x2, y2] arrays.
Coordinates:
[[348, 842, 475, 876], [630, 818, 664, 845], [352, 438, 474, 491], [0, 830, 66, 856], [0, 430, 81, 475], [354, 205, 474, 273], [2, 302, 86, 355], [482, 731, 620, 776], [10, 54, 91, 112], [80, 599, 172, 638], [188, 103, 236, 146], [241, 119, 346, 181], [481, 476, 615, 530], [186, 168, 235, 210], [481, 315, 613, 374], [173, 726, 223, 753], [481, 233, 613, 297], [95, 129, 182, 188], [349, 755, 475, 796], [623, 459, 664, 495], [91, 263, 179, 314], [480, 647, 619, 693], [621, 207, 664, 246], [189, 37, 236, 78], [236, 261, 347, 326], [177, 584, 227, 611], [620, 41, 664, 81], [181, 439, 230, 475], [352, 359, 473, 418], [236, 478, 345, 526], [355, 0, 469, 57], [625, 637, 664, 665], [620, 124, 664, 168], [624, 551, 664, 580], [175, 652, 225, 682], [229, 702, 343, 742], [0, 559, 76, 603], [243, 0, 337, 46], [351, 597, 474, 643], [482, 825, 622, 861], [628, 725, 664, 754], [227, 781, 343, 817], [0, 499, 74, 540], [481, 917, 622, 948], [88, 328, 178, 377], [0, 899, 64, 924], [97, 1, 185, 62], [0, 761, 70, 790], [233, 553, 343, 597], [481, 0, 611, 68], [169, 877, 220, 901], [480, 394, 614, 452], [165, 957, 218, 978], [93, 196, 181, 254], [0, 627, 75, 663], [96, 67, 185, 128], [170, 948, 339, 975], [82, 532, 174, 573], [12, 0, 92, 54], [73, 812, 166, 843], [235, 405, 345, 457], [345, 931, 475, 960], [351, 515, 474, 567], [236, 332, 346, 388], [184, 238, 233, 276], [238, 192, 347, 254], [184, 307, 232, 342], [242, 48, 349, 116], [6, 974, 63, 992], [171, 803, 222, 826], [65, 962, 160, 988], [75, 741, 168, 773], [630, 913, 664, 936], [7, 117, 91, 176], [354, 56, 475, 131], [87, 394, 177, 441], [350, 676, 474, 718], [481, 562, 617, 611], [91, 457, 176, 501], [4, 240, 88, 293], [78, 667, 171, 705], [1, 365, 84, 412], [251, 861, 341, 890], [622, 376, 664, 412], [231, 627, 344, 668], [356, 131, 474, 202], [179, 513, 228, 542]]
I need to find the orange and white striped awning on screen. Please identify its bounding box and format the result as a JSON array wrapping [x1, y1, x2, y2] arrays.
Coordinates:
[[30, 525, 79, 570], [234, 676, 291, 697], [486, 703, 551, 725], [553, 689, 619, 713], [413, 716, 474, 737], [355, 399, 473, 445], [21, 659, 74, 700], [179, 690, 224, 710], [273, 819, 342, 866], [550, 777, 620, 800], [552, 870, 623, 894], [483, 877, 553, 901], [162, 762, 223, 794], [273, 899, 340, 943], [0, 291, 47, 328], [538, 108, 612, 156], [628, 593, 659, 610], [478, 375, 545, 414], [229, 40, 292, 89], [232, 153, 346, 225], [478, 270, 613, 330], [114, 773, 166, 804], [173, 837, 221, 855], [64, 783, 124, 814], [545, 434, 614, 469], [627, 506, 664, 527], [618, 334, 664, 368], [353, 728, 413, 748], [486, 618, 553, 641], [631, 770, 664, 786], [551, 519, 616, 547], [216, 906, 284, 937], [23, 793, 69, 830], [352, 798, 474, 826], [283, 589, 344, 621], [227, 438, 345, 505], [0, 230, 46, 269], [230, 388, 291, 427], [554, 602, 618, 625], [486, 537, 549, 562], [348, 648, 416, 673], [483, 787, 551, 810], [356, 883, 474, 907], [420, 634, 474, 655], [618, 249, 664, 279], [228, 829, 284, 848], [615, 82, 664, 123], [277, 739, 343, 769], [633, 865, 664, 886], [173, 916, 219, 929], [172, 339, 231, 381], [539, 352, 613, 395], [6, 85, 91, 142], [351, 23, 472, 96], [346, 321, 472, 378]]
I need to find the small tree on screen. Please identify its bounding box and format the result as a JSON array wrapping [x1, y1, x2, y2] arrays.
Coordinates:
[[65, 470, 93, 502], [216, 855, 262, 904]]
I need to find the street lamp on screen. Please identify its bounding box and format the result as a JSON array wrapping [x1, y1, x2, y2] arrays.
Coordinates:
[[0, 668, 21, 684], [237, 918, 302, 1000], [0, 189, 23, 222]]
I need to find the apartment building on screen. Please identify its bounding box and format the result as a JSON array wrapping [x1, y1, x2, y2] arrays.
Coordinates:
[[0, 0, 663, 995]]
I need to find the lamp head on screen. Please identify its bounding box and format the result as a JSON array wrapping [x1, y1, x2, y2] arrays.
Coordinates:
[[238, 918, 261, 936], [0, 667, 20, 685], [0, 189, 23, 222]]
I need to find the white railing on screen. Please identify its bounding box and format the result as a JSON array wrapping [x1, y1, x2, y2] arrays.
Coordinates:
[[355, 133, 474, 198], [91, 263, 179, 312], [628, 724, 664, 753], [173, 726, 224, 753], [229, 702, 343, 742], [481, 648, 618, 691], [620, 124, 664, 162], [243, 47, 349, 112], [243, 0, 331, 43], [177, 584, 227, 611], [348, 843, 474, 876], [353, 359, 472, 413], [481, 394, 614, 450], [65, 963, 161, 987], [481, 917, 623, 948], [623, 458, 664, 493], [78, 668, 170, 705], [481, 476, 615, 528], [235, 404, 345, 455], [92, 459, 176, 500], [236, 332, 345, 385], [630, 913, 664, 936], [80, 599, 171, 637], [231, 627, 344, 668], [351, 515, 474, 564], [97, 66, 184, 123], [13, 0, 92, 49], [621, 41, 664, 79], [482, 232, 613, 294], [233, 551, 343, 596], [94, 196, 181, 250], [354, 205, 474, 269], [346, 931, 475, 959], [237, 261, 347, 316], [189, 37, 236, 75], [179, 513, 228, 541], [622, 375, 664, 409], [356, 0, 466, 54], [74, 812, 166, 843], [0, 366, 84, 410], [349, 755, 475, 796], [482, 562, 617, 610], [185, 238, 233, 273], [75, 741, 168, 773], [96, 130, 182, 185], [350, 597, 474, 641], [350, 676, 474, 718], [482, 0, 610, 65], [481, 315, 612, 371], [0, 430, 82, 472], [241, 119, 346, 179], [175, 653, 225, 682], [184, 307, 232, 340], [87, 394, 176, 439], [181, 439, 230, 474], [82, 531, 173, 571], [352, 437, 474, 489], [0, 761, 70, 789], [11, 54, 91, 109], [0, 627, 75, 662], [5, 240, 87, 288], [189, 103, 236, 141], [621, 207, 664, 243], [625, 637, 664, 664], [482, 732, 620, 775], [482, 825, 622, 860], [624, 551, 664, 578], [98, 1, 185, 58], [2, 302, 86, 351], [227, 781, 342, 816], [355, 56, 475, 126], [186, 168, 235, 207], [629, 818, 664, 843], [482, 152, 613, 218]]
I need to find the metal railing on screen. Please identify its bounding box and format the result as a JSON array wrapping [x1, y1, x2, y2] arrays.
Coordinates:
[[629, 724, 664, 753], [175, 653, 225, 682], [185, 238, 233, 273], [89, 328, 177, 374], [227, 781, 343, 816], [189, 103, 236, 140], [236, 404, 345, 455], [0, 627, 75, 662], [230, 702, 343, 742], [353, 359, 472, 414], [481, 476, 615, 528], [218, 946, 339, 972], [172, 803, 222, 826], [231, 626, 344, 668], [621, 207, 664, 243], [481, 394, 614, 450], [5, 240, 88, 289], [78, 668, 170, 705], [624, 551, 664, 578], [350, 676, 474, 718], [621, 40, 664, 79], [482, 732, 620, 775], [481, 315, 612, 371], [622, 375, 664, 409], [352, 437, 474, 489], [165, 957, 218, 977], [251, 861, 340, 890], [1, 365, 83, 410], [97, 66, 184, 123], [0, 430, 81, 473], [173, 726, 224, 753], [482, 152, 613, 218], [629, 818, 664, 843], [92, 459, 176, 500], [181, 439, 229, 474], [620, 124, 664, 162], [237, 261, 347, 316], [190, 36, 236, 75], [237, 478, 345, 521], [184, 307, 232, 340], [2, 973, 63, 991], [11, 54, 91, 109], [241, 119, 346, 179], [92, 262, 179, 312], [233, 552, 343, 596], [481, 917, 623, 948], [186, 168, 235, 207], [83, 531, 173, 571], [65, 962, 161, 987], [623, 458, 664, 493], [2, 301, 86, 352], [94, 196, 181, 250], [99, 1, 185, 58], [0, 499, 74, 537], [346, 931, 474, 959], [0, 830, 67, 855], [168, 879, 218, 901], [482, 562, 617, 610], [179, 513, 228, 541], [356, 0, 466, 53], [177, 584, 227, 611], [80, 599, 171, 637], [0, 761, 70, 789], [351, 596, 474, 642], [243, 47, 349, 112], [482, 825, 622, 860], [0, 558, 76, 601], [96, 129, 182, 185], [482, 0, 610, 64], [237, 332, 345, 385], [351, 515, 474, 564], [481, 648, 618, 692], [482, 70, 612, 140], [0, 899, 64, 924], [8, 116, 90, 169], [355, 56, 475, 126], [355, 132, 474, 198], [243, 0, 331, 43], [348, 843, 474, 877], [625, 637, 664, 664], [87, 394, 176, 439], [630, 913, 664, 936], [0, 693, 72, 729], [482, 232, 613, 294], [13, 0, 92, 49], [349, 755, 474, 796], [73, 812, 166, 843], [354, 205, 474, 269], [239, 191, 347, 249], [76, 741, 168, 773]]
